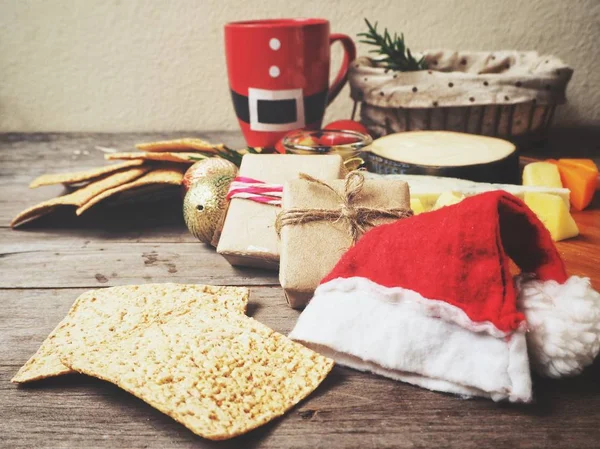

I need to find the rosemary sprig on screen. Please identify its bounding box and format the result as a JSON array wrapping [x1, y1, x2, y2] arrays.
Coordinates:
[[215, 146, 263, 167], [187, 145, 264, 167], [216, 146, 243, 166], [357, 19, 427, 71]]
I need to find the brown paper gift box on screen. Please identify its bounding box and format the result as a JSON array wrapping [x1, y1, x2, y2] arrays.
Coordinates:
[[217, 154, 344, 270], [279, 176, 410, 308]]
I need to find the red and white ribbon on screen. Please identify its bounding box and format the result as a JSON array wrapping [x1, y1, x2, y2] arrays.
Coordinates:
[[226, 176, 283, 206]]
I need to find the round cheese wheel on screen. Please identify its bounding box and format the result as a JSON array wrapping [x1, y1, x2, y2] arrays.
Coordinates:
[[367, 131, 519, 184]]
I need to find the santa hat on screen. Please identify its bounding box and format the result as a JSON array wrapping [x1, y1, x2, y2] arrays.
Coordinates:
[[290, 191, 600, 402]]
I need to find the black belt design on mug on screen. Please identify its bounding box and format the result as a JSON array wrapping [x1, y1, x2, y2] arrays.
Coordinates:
[[230, 88, 328, 132]]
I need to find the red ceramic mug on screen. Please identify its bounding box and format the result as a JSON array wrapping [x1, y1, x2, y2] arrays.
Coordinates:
[[225, 18, 356, 148]]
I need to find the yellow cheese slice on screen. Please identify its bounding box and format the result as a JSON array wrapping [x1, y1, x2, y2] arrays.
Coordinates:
[[364, 173, 571, 209], [523, 192, 579, 241], [432, 191, 466, 210], [410, 198, 425, 215], [523, 162, 563, 188]]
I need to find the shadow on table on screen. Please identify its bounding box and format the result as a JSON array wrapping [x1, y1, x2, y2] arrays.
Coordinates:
[[457, 355, 600, 417], [16, 372, 93, 389], [15, 362, 345, 448], [14, 192, 185, 232], [528, 356, 600, 413]]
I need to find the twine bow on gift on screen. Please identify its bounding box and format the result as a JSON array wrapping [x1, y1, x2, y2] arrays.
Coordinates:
[[275, 171, 413, 244]]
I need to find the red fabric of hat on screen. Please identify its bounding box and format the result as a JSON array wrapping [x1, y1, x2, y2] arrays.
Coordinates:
[[321, 190, 568, 333], [291, 190, 600, 402]]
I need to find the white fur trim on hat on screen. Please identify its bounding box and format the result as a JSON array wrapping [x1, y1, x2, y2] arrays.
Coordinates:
[[516, 275, 600, 378], [290, 277, 532, 403]]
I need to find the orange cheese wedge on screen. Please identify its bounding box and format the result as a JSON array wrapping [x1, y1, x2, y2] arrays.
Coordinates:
[[558, 159, 598, 172], [548, 159, 598, 211]]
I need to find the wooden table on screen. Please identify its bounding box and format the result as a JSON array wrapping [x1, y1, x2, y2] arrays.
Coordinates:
[[1, 133, 600, 449]]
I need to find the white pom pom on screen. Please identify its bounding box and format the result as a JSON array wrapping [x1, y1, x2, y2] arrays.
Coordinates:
[[516, 275, 600, 378]]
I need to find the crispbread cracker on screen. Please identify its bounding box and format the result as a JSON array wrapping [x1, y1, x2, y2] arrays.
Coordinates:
[[105, 152, 207, 164], [29, 160, 145, 188], [76, 166, 185, 215], [10, 166, 151, 227], [59, 306, 334, 440], [11, 284, 249, 384], [136, 138, 224, 154]]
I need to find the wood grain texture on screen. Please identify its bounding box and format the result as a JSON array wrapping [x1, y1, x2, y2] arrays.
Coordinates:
[[0, 239, 278, 288], [2, 288, 600, 449], [1, 133, 600, 449], [556, 196, 600, 290]]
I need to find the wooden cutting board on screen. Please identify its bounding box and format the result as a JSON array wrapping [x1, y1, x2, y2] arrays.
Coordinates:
[[517, 156, 600, 289], [553, 195, 599, 289]]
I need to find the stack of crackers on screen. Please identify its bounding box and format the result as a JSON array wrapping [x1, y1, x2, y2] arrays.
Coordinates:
[[10, 138, 240, 228], [12, 284, 334, 440]]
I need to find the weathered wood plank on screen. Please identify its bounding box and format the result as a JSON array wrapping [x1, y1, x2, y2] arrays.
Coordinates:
[[0, 222, 195, 245], [0, 132, 244, 224], [0, 132, 246, 175], [3, 194, 598, 289], [0, 238, 278, 288], [0, 133, 279, 289], [0, 174, 71, 225], [1, 288, 600, 449], [1, 194, 190, 237], [0, 287, 297, 365], [1, 130, 597, 180], [555, 196, 600, 290], [2, 133, 600, 449]]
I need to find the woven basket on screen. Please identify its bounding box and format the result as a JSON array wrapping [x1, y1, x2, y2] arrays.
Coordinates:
[[349, 50, 573, 150]]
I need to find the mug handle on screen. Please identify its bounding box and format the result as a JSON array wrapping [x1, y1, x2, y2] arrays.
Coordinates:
[[327, 33, 357, 105]]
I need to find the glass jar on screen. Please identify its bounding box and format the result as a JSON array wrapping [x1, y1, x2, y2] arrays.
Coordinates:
[[282, 129, 372, 170]]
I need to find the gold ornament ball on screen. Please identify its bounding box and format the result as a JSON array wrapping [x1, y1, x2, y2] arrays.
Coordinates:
[[183, 174, 234, 245], [182, 158, 238, 193]]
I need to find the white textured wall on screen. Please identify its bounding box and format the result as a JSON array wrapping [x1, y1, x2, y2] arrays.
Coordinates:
[[1, 0, 599, 132]]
